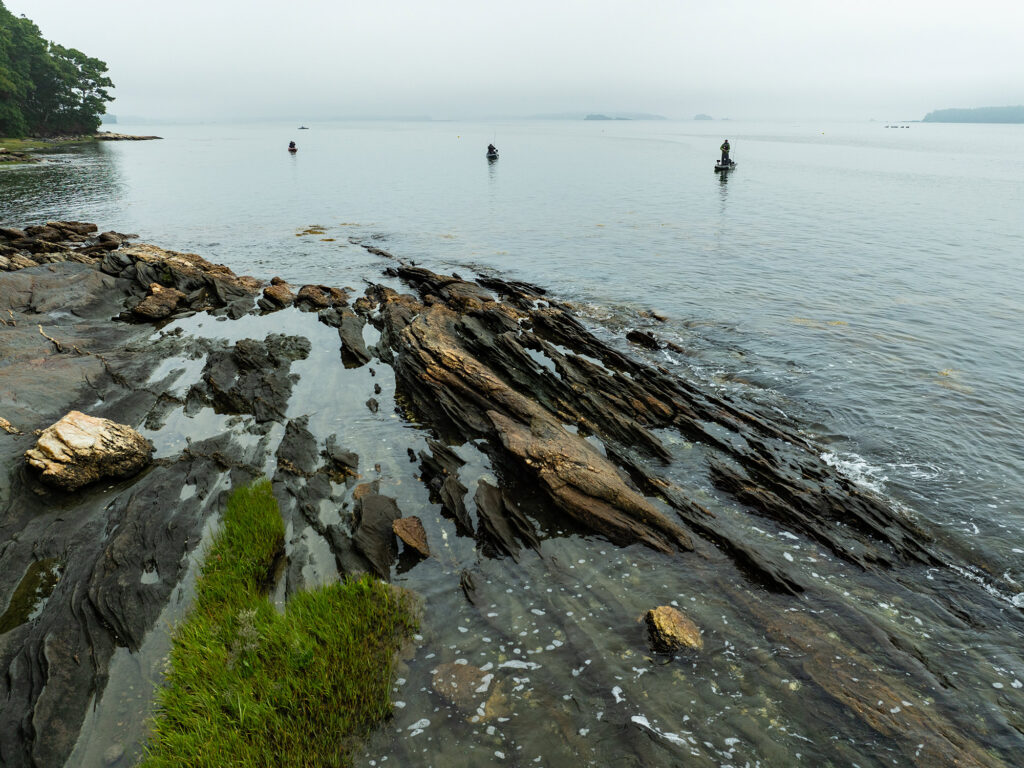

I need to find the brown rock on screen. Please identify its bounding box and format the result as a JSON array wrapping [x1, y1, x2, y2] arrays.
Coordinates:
[[431, 662, 508, 722], [296, 284, 348, 309], [0, 416, 22, 434], [132, 283, 186, 320], [393, 516, 429, 556], [6, 253, 38, 271], [24, 410, 153, 491], [644, 605, 703, 653], [351, 481, 379, 500], [117, 243, 262, 298], [262, 282, 295, 308]]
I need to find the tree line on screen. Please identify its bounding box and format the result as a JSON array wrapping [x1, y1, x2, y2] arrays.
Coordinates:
[[0, 1, 113, 137]]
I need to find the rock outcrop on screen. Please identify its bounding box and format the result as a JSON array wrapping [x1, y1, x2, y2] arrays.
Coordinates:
[[2, 222, 1019, 768], [24, 411, 152, 491], [644, 605, 703, 653]]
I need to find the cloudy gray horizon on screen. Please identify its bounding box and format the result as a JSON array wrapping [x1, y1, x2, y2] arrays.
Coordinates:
[[7, 0, 1023, 123]]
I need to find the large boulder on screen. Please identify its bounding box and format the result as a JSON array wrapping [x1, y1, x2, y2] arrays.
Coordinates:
[[24, 411, 153, 491]]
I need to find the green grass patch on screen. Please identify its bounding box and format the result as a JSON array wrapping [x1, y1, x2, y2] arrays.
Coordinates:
[[141, 479, 417, 768], [0, 136, 94, 151]]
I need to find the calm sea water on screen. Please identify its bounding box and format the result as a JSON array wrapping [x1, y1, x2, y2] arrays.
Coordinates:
[[3, 120, 1023, 766]]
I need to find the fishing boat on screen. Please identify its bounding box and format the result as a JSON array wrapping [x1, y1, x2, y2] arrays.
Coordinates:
[[486, 151, 498, 160], [714, 159, 736, 172]]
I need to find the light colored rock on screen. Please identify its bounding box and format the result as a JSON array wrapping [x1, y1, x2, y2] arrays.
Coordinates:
[[103, 743, 125, 765], [0, 416, 21, 434], [644, 605, 703, 653], [24, 411, 152, 491]]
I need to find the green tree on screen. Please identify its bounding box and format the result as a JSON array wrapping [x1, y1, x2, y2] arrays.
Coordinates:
[[0, 1, 114, 137]]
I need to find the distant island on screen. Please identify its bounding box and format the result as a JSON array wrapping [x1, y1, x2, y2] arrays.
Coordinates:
[[694, 114, 713, 121], [922, 106, 1024, 123], [581, 112, 666, 121]]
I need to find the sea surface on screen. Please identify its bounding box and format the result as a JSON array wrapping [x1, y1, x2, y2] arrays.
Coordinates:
[[3, 119, 1023, 766]]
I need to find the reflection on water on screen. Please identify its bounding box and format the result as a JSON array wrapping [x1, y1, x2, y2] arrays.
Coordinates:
[[0, 143, 125, 225]]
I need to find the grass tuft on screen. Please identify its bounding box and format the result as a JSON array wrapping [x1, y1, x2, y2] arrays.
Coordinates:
[[141, 479, 417, 768]]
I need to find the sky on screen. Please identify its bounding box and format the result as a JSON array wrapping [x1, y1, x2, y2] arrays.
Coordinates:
[[5, 0, 1023, 122]]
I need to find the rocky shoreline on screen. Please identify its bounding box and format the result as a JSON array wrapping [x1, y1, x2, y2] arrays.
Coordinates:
[[0, 133, 161, 166], [0, 149, 40, 164], [1, 223, 1020, 767]]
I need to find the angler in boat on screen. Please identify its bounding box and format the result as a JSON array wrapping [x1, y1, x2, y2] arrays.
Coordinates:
[[715, 138, 736, 171], [288, 141, 297, 153], [486, 143, 498, 159]]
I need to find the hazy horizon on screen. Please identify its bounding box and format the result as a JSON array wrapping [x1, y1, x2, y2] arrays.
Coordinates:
[[6, 0, 1023, 123]]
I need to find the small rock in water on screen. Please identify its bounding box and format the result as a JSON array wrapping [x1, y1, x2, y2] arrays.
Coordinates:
[[626, 329, 661, 350], [431, 661, 509, 722], [103, 743, 125, 765], [393, 516, 430, 557], [366, 397, 379, 413], [644, 605, 703, 653]]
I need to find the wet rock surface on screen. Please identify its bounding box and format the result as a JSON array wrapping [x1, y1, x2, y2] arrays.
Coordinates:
[[0, 223, 1020, 767], [644, 605, 703, 653]]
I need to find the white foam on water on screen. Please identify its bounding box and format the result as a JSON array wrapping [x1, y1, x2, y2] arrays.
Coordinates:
[[630, 715, 688, 746], [820, 451, 887, 492], [499, 660, 541, 670]]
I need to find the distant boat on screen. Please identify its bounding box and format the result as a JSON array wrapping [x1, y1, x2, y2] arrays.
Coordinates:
[[486, 150, 498, 159], [714, 159, 736, 172], [298, 126, 309, 130]]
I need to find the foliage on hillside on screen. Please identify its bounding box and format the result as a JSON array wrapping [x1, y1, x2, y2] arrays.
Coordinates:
[[0, 1, 113, 136]]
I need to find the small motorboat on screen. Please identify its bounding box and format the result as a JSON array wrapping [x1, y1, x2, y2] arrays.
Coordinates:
[[288, 141, 298, 153], [714, 159, 736, 172], [486, 151, 498, 160], [298, 126, 309, 130]]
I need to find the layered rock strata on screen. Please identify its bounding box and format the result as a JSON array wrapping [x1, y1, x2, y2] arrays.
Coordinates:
[[0, 222, 1017, 768]]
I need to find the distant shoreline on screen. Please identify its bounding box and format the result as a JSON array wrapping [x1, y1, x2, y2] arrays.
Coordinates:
[[922, 105, 1024, 123]]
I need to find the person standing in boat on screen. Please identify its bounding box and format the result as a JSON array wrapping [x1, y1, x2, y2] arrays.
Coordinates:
[[487, 143, 497, 155], [720, 139, 730, 163], [288, 141, 297, 151]]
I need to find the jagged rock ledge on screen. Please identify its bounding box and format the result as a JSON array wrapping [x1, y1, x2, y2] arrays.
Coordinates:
[[0, 221, 1002, 768]]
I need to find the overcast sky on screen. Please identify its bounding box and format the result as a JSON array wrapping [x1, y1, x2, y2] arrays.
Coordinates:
[[6, 0, 1023, 122]]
